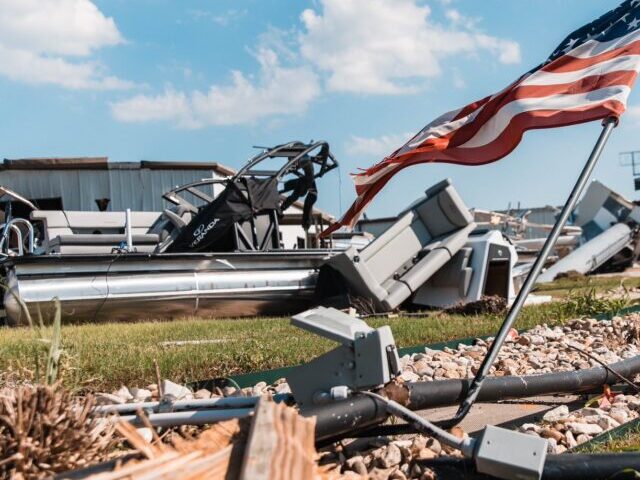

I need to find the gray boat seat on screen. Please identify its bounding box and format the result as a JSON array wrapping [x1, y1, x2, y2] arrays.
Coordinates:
[[148, 205, 194, 253], [324, 179, 476, 311], [31, 210, 162, 254]]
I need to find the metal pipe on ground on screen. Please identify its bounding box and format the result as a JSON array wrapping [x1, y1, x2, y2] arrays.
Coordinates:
[[417, 453, 640, 480], [309, 354, 640, 441], [119, 407, 253, 428], [93, 393, 292, 415]]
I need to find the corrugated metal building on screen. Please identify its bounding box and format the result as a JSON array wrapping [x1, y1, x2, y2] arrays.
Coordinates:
[[0, 157, 236, 212]]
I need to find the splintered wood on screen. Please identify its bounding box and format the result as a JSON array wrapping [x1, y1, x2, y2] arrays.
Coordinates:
[[239, 398, 317, 480], [76, 398, 333, 480]]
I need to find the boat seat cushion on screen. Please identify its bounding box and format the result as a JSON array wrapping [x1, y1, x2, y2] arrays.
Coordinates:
[[323, 179, 475, 311], [31, 210, 163, 253], [48, 234, 159, 254], [50, 234, 159, 245]]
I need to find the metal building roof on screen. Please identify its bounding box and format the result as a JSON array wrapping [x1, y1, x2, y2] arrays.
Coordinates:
[[1, 157, 236, 176]]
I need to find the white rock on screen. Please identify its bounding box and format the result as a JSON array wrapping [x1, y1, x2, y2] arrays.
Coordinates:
[[275, 383, 291, 394], [161, 380, 192, 401], [567, 422, 603, 436], [194, 389, 211, 399], [400, 370, 420, 382], [542, 405, 569, 423], [627, 397, 640, 411], [115, 386, 133, 402], [576, 433, 591, 444], [136, 427, 153, 443], [521, 423, 542, 434], [565, 430, 577, 448], [597, 416, 620, 431], [251, 381, 268, 396], [611, 410, 630, 426], [529, 335, 545, 345], [575, 407, 605, 417], [130, 388, 152, 402], [378, 444, 402, 468]]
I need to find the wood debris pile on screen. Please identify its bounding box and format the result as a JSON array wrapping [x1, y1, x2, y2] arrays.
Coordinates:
[[71, 399, 344, 480], [0, 384, 116, 479]]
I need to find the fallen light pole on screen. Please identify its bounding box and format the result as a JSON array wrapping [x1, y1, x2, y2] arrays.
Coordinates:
[[309, 353, 640, 441]]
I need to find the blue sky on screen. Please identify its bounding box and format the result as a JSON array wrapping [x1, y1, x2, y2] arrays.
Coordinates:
[[1, 0, 639, 219]]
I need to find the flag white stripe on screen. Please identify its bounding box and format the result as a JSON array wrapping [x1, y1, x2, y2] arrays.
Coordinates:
[[353, 161, 399, 186], [402, 107, 483, 151], [569, 28, 640, 59], [459, 85, 631, 149], [523, 54, 640, 86]]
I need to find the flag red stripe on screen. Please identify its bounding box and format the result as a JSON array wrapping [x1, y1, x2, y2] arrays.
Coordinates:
[[362, 69, 637, 179], [542, 39, 640, 73], [349, 100, 624, 208]]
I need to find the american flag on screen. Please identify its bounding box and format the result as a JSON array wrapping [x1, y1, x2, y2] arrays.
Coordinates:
[[325, 0, 640, 235]]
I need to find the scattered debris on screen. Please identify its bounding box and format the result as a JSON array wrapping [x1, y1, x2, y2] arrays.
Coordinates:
[[554, 270, 586, 281], [0, 383, 117, 479], [444, 295, 507, 315], [76, 399, 343, 480]]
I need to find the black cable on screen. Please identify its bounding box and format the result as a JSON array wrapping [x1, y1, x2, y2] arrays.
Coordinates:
[[90, 251, 121, 324]]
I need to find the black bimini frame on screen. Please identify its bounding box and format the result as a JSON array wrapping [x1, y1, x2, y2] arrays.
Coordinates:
[[161, 141, 339, 251]]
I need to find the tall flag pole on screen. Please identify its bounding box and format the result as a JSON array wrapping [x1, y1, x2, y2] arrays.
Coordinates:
[[323, 0, 640, 236], [440, 116, 617, 428]]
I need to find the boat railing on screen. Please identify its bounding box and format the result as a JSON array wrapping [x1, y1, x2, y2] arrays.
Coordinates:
[[0, 218, 35, 256]]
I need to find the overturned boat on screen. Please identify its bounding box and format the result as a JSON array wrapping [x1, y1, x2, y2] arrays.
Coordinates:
[[0, 141, 519, 325]]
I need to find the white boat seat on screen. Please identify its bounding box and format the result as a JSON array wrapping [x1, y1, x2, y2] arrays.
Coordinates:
[[30, 210, 163, 254], [324, 179, 476, 311], [48, 234, 159, 254]]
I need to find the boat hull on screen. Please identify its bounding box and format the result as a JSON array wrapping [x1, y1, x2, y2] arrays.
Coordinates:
[[2, 250, 335, 325]]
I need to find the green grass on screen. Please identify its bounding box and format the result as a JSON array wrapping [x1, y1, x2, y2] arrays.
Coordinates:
[[533, 275, 640, 298], [0, 302, 598, 392], [0, 276, 634, 393], [584, 422, 640, 453]]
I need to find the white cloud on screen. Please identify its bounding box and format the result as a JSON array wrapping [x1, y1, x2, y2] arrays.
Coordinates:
[[346, 132, 414, 158], [299, 0, 520, 94], [111, 48, 320, 128], [0, 0, 131, 89], [188, 8, 247, 27]]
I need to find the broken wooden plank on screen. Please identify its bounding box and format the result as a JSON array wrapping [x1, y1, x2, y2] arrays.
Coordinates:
[[239, 398, 318, 480]]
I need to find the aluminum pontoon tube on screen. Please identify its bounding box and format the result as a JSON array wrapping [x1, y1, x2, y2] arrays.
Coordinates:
[[309, 354, 640, 441], [417, 453, 640, 480], [2, 251, 333, 324]]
